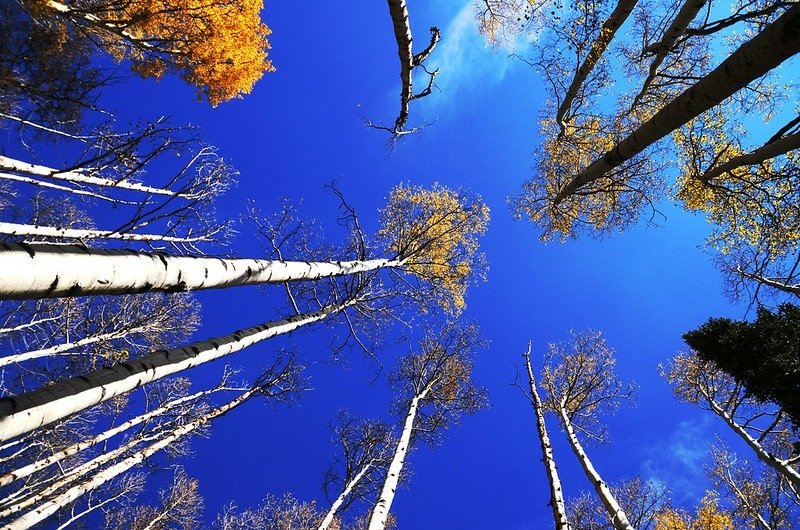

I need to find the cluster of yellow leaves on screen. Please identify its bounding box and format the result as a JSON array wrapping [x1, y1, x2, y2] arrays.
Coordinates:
[[674, 113, 800, 257], [655, 493, 734, 530], [521, 117, 624, 238], [378, 184, 489, 314], [39, 0, 274, 105]]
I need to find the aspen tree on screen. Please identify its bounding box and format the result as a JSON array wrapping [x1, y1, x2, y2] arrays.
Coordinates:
[[521, 342, 569, 530], [662, 351, 800, 490], [542, 331, 636, 530], [367, 323, 488, 530]]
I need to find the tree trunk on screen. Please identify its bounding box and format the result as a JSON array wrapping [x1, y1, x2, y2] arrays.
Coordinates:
[[700, 130, 800, 183], [524, 348, 569, 530], [704, 394, 800, 490], [387, 0, 414, 133], [0, 155, 178, 197], [736, 268, 800, 296], [367, 387, 429, 530], [557, 404, 634, 530], [0, 300, 355, 442], [632, 0, 708, 107], [554, 4, 800, 203], [3, 386, 257, 530], [0, 221, 213, 244], [555, 0, 639, 128], [0, 242, 402, 300], [317, 461, 374, 530], [0, 386, 221, 487]]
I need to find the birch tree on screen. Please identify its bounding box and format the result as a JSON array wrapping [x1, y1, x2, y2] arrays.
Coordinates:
[[515, 3, 800, 239], [214, 493, 330, 530], [2, 359, 302, 529], [318, 413, 395, 530], [708, 444, 799, 530], [662, 350, 800, 491], [542, 330, 637, 530], [519, 342, 569, 530], [22, 0, 274, 105], [367, 322, 488, 530], [367, 0, 441, 138], [567, 477, 671, 530]]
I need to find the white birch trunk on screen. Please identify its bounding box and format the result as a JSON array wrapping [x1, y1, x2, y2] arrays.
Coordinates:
[[2, 386, 257, 530], [555, 4, 800, 202], [317, 461, 374, 530], [557, 404, 634, 530], [0, 155, 178, 197], [736, 269, 800, 296], [367, 387, 429, 530], [0, 327, 147, 368], [524, 349, 569, 530], [0, 171, 137, 204], [0, 222, 211, 245], [704, 395, 800, 490], [0, 242, 403, 300], [0, 386, 219, 487], [700, 131, 800, 183], [0, 300, 355, 442], [555, 0, 639, 128]]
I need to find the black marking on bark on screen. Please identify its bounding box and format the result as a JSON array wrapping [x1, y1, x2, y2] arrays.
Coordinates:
[[18, 242, 35, 258], [158, 254, 168, 268], [47, 276, 60, 293], [65, 284, 83, 296]]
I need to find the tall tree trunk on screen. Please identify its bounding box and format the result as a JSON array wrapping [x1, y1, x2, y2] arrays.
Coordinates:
[[554, 4, 800, 203], [317, 461, 375, 530], [557, 404, 634, 530], [0, 222, 214, 245], [700, 130, 800, 183], [703, 394, 800, 490], [367, 386, 430, 530], [632, 0, 708, 107], [736, 268, 800, 296], [0, 385, 222, 487], [524, 346, 570, 530], [555, 0, 639, 128], [0, 242, 403, 300], [0, 300, 355, 442], [3, 385, 258, 530], [0, 155, 179, 197]]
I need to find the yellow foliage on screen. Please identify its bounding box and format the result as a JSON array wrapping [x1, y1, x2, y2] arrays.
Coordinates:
[[39, 0, 274, 105], [655, 493, 734, 530], [378, 183, 489, 314]]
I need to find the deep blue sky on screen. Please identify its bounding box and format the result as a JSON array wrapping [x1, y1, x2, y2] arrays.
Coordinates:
[[5, 0, 764, 527]]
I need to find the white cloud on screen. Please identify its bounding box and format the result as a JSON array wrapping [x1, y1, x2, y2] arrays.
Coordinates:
[[640, 418, 714, 506]]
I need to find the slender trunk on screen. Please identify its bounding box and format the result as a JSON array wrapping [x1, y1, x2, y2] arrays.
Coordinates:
[[0, 221, 212, 244], [0, 300, 355, 442], [555, 0, 639, 128], [0, 155, 178, 197], [632, 0, 708, 107], [317, 461, 375, 530], [368, 387, 429, 530], [524, 348, 569, 530], [0, 386, 220, 487], [554, 4, 800, 203], [3, 386, 257, 530], [700, 131, 800, 183], [0, 242, 403, 300], [0, 326, 148, 368], [0, 316, 61, 336], [719, 465, 772, 530], [736, 269, 800, 296], [557, 405, 634, 530], [704, 395, 800, 490], [0, 171, 136, 204], [53, 490, 124, 530]]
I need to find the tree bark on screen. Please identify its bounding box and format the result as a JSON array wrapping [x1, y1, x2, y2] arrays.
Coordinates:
[[3, 386, 257, 530], [0, 242, 402, 300], [317, 461, 375, 530], [555, 0, 639, 128], [524, 347, 570, 530], [0, 386, 220, 487], [0, 221, 213, 244], [700, 131, 800, 183], [0, 300, 355, 442], [557, 404, 633, 530], [632, 0, 708, 107], [704, 394, 800, 490], [554, 4, 800, 203], [367, 387, 429, 530]]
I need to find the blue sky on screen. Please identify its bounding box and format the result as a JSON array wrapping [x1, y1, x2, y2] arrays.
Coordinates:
[[2, 0, 771, 527]]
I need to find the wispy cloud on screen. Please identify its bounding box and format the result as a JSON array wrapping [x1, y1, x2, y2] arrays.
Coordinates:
[[420, 3, 529, 109], [640, 418, 714, 506]]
